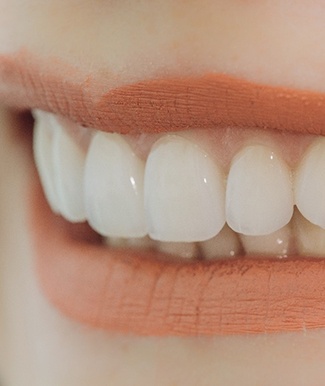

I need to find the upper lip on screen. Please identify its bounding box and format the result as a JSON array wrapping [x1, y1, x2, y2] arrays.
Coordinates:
[[2, 51, 325, 135]]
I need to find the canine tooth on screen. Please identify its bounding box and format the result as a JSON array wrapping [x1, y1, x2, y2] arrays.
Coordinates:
[[226, 145, 293, 236], [293, 210, 325, 256], [157, 241, 198, 259], [52, 120, 86, 222], [295, 138, 325, 228], [33, 110, 60, 213], [240, 224, 292, 257], [199, 225, 241, 259], [84, 132, 147, 238], [144, 135, 225, 242]]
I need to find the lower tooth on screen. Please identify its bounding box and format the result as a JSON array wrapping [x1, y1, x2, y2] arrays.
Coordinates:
[[126, 236, 154, 250], [199, 225, 242, 259], [293, 210, 325, 257], [240, 224, 292, 257], [106, 237, 127, 248], [106, 236, 154, 251], [157, 241, 198, 259]]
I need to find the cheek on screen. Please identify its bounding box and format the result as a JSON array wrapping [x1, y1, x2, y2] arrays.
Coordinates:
[[0, 109, 33, 381]]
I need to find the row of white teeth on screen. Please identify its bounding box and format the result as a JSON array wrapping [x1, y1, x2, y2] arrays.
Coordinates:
[[33, 109, 325, 259]]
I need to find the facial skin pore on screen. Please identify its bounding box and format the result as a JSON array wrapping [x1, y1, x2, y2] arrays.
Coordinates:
[[2, 1, 325, 385]]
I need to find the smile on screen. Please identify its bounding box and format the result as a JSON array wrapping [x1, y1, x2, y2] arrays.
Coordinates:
[[3, 52, 325, 336], [33, 108, 325, 258]]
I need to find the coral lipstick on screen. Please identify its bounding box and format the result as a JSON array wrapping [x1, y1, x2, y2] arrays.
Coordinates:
[[1, 51, 325, 136]]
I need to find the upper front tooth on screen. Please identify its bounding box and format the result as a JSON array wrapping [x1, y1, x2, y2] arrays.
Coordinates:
[[84, 132, 147, 238], [295, 138, 325, 228], [106, 236, 154, 251], [52, 119, 86, 222], [144, 135, 226, 242], [226, 145, 294, 236]]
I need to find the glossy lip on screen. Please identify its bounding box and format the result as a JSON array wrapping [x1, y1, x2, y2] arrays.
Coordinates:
[[5, 51, 325, 335]]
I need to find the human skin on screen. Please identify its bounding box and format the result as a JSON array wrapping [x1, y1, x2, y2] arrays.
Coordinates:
[[2, 1, 325, 385]]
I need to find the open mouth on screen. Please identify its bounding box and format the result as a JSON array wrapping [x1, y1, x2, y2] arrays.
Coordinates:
[[31, 97, 325, 336], [3, 53, 325, 336], [30, 106, 325, 336]]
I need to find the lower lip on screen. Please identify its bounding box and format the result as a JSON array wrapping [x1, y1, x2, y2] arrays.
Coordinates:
[[29, 174, 325, 336]]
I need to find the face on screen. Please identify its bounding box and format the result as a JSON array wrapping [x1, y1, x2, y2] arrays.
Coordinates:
[[2, 1, 325, 385]]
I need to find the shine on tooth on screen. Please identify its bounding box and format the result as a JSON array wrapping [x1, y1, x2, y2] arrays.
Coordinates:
[[226, 145, 293, 236], [84, 132, 147, 238], [199, 224, 242, 259], [293, 209, 325, 257], [144, 135, 225, 242], [33, 110, 60, 214], [52, 118, 86, 222], [295, 138, 325, 229], [240, 224, 292, 257]]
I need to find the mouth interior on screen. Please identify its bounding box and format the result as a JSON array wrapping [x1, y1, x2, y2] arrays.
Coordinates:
[[31, 109, 325, 261]]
